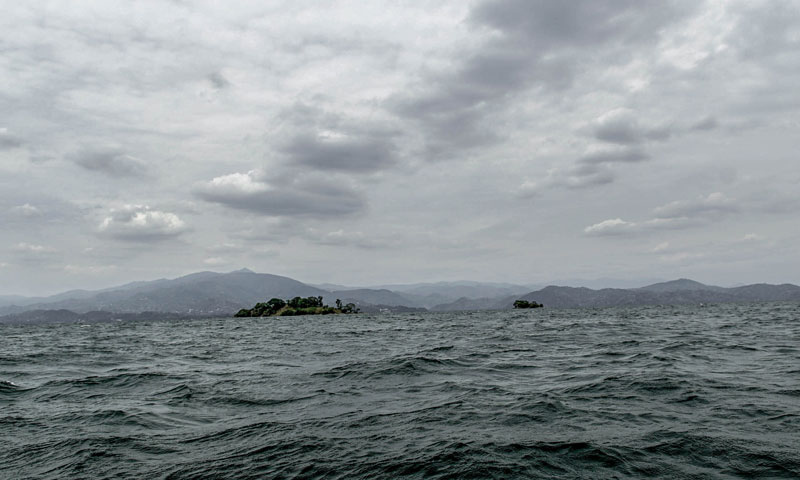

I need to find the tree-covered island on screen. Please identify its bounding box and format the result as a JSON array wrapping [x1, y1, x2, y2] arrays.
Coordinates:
[[234, 296, 360, 317], [513, 300, 543, 309]]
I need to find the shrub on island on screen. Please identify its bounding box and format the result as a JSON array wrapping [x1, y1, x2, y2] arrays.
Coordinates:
[[234, 297, 360, 317], [513, 300, 543, 309]]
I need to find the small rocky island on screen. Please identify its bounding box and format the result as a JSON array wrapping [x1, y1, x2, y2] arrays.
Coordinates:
[[234, 296, 360, 317], [513, 300, 543, 309]]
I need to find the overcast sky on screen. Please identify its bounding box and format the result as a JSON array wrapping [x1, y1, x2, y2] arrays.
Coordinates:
[[2, 0, 799, 295]]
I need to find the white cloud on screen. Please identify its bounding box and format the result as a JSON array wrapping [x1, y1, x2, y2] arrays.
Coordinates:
[[203, 257, 227, 266], [585, 192, 741, 237], [10, 204, 41, 217], [13, 242, 57, 254], [652, 241, 670, 253], [64, 264, 116, 275], [584, 218, 638, 236], [98, 205, 188, 241], [194, 169, 365, 218], [653, 192, 739, 219]]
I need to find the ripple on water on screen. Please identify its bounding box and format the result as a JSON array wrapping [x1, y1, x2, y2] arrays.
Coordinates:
[[1, 303, 799, 479]]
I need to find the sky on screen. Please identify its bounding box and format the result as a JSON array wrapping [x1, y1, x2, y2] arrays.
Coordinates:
[[1, 0, 799, 295]]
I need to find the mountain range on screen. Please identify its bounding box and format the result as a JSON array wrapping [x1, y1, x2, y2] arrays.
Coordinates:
[[1, 271, 799, 323]]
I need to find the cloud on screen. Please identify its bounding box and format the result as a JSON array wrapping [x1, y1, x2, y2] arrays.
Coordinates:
[[741, 233, 764, 242], [281, 133, 397, 173], [652, 192, 739, 219], [521, 144, 651, 196], [390, 1, 693, 160], [13, 242, 57, 254], [577, 147, 650, 165], [98, 205, 188, 241], [207, 71, 230, 89], [652, 241, 670, 253], [69, 147, 149, 178], [10, 203, 41, 217], [591, 108, 673, 145], [520, 163, 615, 196], [585, 192, 741, 237], [203, 257, 227, 266], [194, 169, 365, 218], [584, 218, 638, 236], [0, 129, 24, 149], [308, 229, 397, 249], [690, 116, 719, 131], [64, 264, 116, 275]]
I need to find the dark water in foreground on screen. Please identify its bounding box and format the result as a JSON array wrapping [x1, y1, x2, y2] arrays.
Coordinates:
[[1, 303, 799, 479]]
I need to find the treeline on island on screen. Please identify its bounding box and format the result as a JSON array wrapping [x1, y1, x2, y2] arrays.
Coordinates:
[[234, 296, 360, 317], [513, 300, 543, 309]]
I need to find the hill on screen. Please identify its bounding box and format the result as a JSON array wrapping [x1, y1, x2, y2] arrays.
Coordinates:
[[3, 273, 798, 316], [0, 270, 327, 315], [505, 282, 800, 309]]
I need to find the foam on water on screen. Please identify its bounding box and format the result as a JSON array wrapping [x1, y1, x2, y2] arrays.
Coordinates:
[[1, 303, 799, 479]]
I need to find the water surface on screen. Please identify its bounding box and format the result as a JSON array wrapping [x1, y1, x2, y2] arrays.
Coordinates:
[[2, 303, 799, 478]]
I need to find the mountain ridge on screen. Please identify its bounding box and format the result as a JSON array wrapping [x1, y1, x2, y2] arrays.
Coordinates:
[[1, 271, 798, 315]]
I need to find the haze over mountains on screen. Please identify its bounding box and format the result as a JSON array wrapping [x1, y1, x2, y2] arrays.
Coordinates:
[[2, 270, 799, 324]]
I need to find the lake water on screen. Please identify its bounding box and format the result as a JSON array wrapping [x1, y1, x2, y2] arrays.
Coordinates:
[[1, 303, 799, 479]]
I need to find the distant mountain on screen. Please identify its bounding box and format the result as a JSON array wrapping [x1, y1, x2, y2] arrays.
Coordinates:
[[0, 270, 328, 315], [367, 281, 535, 308], [3, 274, 798, 316], [430, 297, 507, 312], [508, 282, 800, 309], [428, 280, 800, 311], [0, 295, 30, 308], [331, 289, 416, 307], [637, 278, 726, 293]]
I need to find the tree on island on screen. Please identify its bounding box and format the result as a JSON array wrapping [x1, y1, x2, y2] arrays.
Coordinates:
[[514, 300, 543, 309], [234, 296, 360, 317]]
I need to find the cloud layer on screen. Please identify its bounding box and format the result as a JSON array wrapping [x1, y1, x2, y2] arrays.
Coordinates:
[[1, 0, 799, 293], [194, 170, 365, 218]]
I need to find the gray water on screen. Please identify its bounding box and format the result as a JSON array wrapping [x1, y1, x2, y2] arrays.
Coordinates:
[[1, 303, 799, 479]]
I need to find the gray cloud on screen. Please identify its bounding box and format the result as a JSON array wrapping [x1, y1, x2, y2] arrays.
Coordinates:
[[281, 133, 397, 173], [521, 146, 648, 196], [652, 192, 740, 219], [2, 1, 799, 292], [208, 71, 230, 89], [306, 228, 399, 249], [69, 148, 149, 178], [578, 148, 650, 165], [591, 109, 673, 145], [389, 1, 693, 160], [0, 129, 24, 149], [194, 169, 365, 218], [690, 116, 718, 131], [585, 193, 740, 237], [519, 163, 616, 197], [471, 0, 688, 48], [8, 242, 60, 266]]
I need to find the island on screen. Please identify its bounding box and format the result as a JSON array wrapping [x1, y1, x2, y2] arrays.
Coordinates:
[[513, 300, 543, 309], [234, 296, 360, 317]]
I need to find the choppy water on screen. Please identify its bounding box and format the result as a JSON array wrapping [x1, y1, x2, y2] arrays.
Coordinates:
[[1, 303, 799, 479]]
